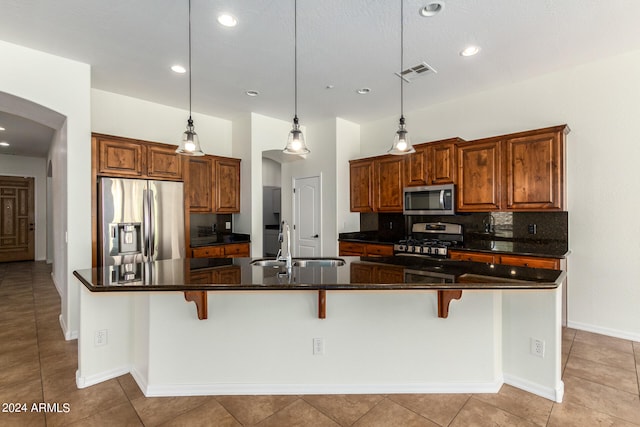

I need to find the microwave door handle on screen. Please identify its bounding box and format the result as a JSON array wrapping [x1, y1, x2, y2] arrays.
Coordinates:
[[439, 190, 445, 209]]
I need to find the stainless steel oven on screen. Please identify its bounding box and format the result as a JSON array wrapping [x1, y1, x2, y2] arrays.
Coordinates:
[[403, 184, 455, 215]]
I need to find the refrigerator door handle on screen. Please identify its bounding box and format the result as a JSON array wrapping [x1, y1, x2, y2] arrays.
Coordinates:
[[149, 188, 156, 260], [143, 188, 150, 259]]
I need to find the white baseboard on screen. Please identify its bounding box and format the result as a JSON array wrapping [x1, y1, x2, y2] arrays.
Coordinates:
[[142, 381, 503, 398], [504, 374, 564, 403], [76, 365, 131, 389], [58, 314, 77, 341], [567, 320, 640, 342]]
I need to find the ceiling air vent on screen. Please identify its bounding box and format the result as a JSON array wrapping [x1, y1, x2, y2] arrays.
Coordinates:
[[395, 61, 437, 82]]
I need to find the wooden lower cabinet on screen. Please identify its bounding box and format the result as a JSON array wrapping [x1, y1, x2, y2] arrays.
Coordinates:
[[350, 263, 404, 284], [448, 249, 561, 270], [338, 241, 394, 257], [191, 243, 250, 259], [187, 265, 241, 284]]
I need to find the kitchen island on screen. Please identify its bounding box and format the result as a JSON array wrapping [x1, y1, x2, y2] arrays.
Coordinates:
[[73, 256, 565, 402]]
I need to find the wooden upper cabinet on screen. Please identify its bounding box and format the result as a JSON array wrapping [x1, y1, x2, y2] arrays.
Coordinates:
[[147, 144, 183, 180], [97, 136, 145, 177], [374, 156, 404, 212], [428, 139, 459, 185], [187, 157, 213, 212], [214, 157, 241, 213], [95, 134, 183, 180], [504, 126, 567, 211], [404, 145, 429, 187], [349, 159, 374, 212], [457, 139, 502, 212]]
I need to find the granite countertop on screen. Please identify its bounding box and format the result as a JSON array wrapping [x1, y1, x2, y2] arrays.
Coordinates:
[[338, 231, 397, 245], [190, 233, 251, 247], [73, 256, 564, 293]]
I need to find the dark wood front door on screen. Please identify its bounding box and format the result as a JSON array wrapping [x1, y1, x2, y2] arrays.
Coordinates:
[[0, 176, 35, 262]]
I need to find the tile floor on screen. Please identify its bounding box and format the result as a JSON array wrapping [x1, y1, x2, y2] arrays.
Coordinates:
[[1, 261, 639, 426]]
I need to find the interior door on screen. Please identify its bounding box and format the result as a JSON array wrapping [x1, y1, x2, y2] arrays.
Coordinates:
[[294, 176, 320, 257], [0, 176, 35, 262]]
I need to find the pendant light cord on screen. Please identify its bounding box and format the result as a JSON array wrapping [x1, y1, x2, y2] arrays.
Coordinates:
[[188, 0, 193, 121], [294, 0, 298, 118], [400, 0, 404, 119]]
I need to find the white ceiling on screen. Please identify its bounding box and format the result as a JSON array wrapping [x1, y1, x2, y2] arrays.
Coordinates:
[[2, 0, 640, 157]]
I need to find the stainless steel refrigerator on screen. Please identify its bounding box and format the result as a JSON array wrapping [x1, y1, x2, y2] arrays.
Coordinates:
[[99, 177, 185, 267]]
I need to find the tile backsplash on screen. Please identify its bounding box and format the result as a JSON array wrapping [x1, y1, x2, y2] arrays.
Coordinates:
[[190, 213, 233, 237]]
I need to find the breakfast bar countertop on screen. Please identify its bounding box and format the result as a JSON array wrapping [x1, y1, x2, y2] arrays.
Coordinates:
[[73, 256, 565, 293]]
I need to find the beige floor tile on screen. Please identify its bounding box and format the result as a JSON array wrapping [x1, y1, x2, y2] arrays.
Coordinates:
[[575, 330, 634, 354], [0, 408, 46, 427], [256, 398, 340, 427], [65, 401, 143, 427], [388, 393, 470, 426], [0, 377, 46, 426], [450, 398, 538, 427], [634, 342, 640, 364], [304, 394, 384, 426], [118, 374, 145, 401], [548, 401, 640, 427], [44, 379, 130, 427], [352, 398, 438, 427], [564, 355, 639, 394], [216, 394, 299, 425], [0, 356, 41, 389], [563, 375, 640, 424], [159, 399, 241, 427], [130, 395, 213, 426], [571, 341, 637, 372], [474, 384, 553, 426], [42, 369, 80, 400]]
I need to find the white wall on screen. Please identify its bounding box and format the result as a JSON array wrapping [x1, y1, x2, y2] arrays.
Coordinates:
[[0, 40, 91, 339], [361, 49, 640, 341], [0, 154, 47, 260], [335, 118, 361, 234], [91, 89, 232, 156]]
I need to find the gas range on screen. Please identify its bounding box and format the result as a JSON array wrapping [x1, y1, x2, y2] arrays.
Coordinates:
[[394, 222, 463, 258]]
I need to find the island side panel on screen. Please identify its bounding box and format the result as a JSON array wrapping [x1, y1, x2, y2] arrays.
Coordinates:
[[139, 290, 503, 396], [502, 284, 564, 402]]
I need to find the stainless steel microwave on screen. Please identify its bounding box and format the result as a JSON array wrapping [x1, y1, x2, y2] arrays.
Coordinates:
[[403, 184, 455, 215]]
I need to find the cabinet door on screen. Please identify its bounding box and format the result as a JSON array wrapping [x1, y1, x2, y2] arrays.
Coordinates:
[[376, 265, 405, 283], [147, 144, 183, 180], [97, 137, 145, 177], [505, 130, 563, 210], [349, 160, 374, 212], [365, 243, 394, 257], [457, 140, 501, 211], [374, 156, 404, 212], [350, 263, 375, 283], [188, 270, 212, 284], [339, 241, 366, 256], [428, 141, 457, 185], [212, 266, 242, 283], [404, 145, 428, 187], [187, 157, 213, 212], [214, 158, 241, 213]]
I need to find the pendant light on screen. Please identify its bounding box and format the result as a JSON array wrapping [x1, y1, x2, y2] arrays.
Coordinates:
[[283, 0, 310, 155], [388, 0, 415, 155], [176, 0, 204, 156]]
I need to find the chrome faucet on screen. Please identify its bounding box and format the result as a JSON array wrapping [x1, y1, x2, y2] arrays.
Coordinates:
[[276, 220, 292, 269]]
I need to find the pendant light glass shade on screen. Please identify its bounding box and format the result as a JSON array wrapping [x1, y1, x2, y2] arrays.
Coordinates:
[[388, 116, 415, 155], [284, 116, 310, 155], [387, 0, 415, 156], [176, 0, 205, 156], [283, 0, 310, 155], [177, 117, 204, 156]]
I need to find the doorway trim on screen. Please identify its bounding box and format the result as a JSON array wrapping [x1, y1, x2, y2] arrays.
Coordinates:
[[292, 173, 322, 257]]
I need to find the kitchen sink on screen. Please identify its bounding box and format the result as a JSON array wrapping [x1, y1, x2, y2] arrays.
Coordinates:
[[250, 258, 345, 268]]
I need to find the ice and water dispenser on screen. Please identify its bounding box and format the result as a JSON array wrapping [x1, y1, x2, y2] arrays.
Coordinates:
[[108, 222, 142, 256]]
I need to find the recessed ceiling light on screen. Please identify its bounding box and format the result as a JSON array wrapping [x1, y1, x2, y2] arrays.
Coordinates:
[[171, 65, 187, 73], [245, 90, 259, 97], [325, 85, 335, 90], [0, 126, 5, 131], [460, 46, 480, 57], [217, 13, 238, 27], [419, 1, 445, 17], [356, 88, 371, 95], [0, 142, 10, 147]]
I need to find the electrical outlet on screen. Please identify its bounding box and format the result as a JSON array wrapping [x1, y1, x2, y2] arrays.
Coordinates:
[[312, 337, 325, 355], [528, 224, 537, 234], [530, 338, 545, 357], [225, 221, 231, 230], [95, 329, 108, 347]]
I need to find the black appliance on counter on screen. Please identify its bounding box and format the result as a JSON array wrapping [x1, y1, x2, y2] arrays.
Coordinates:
[[394, 222, 463, 258]]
